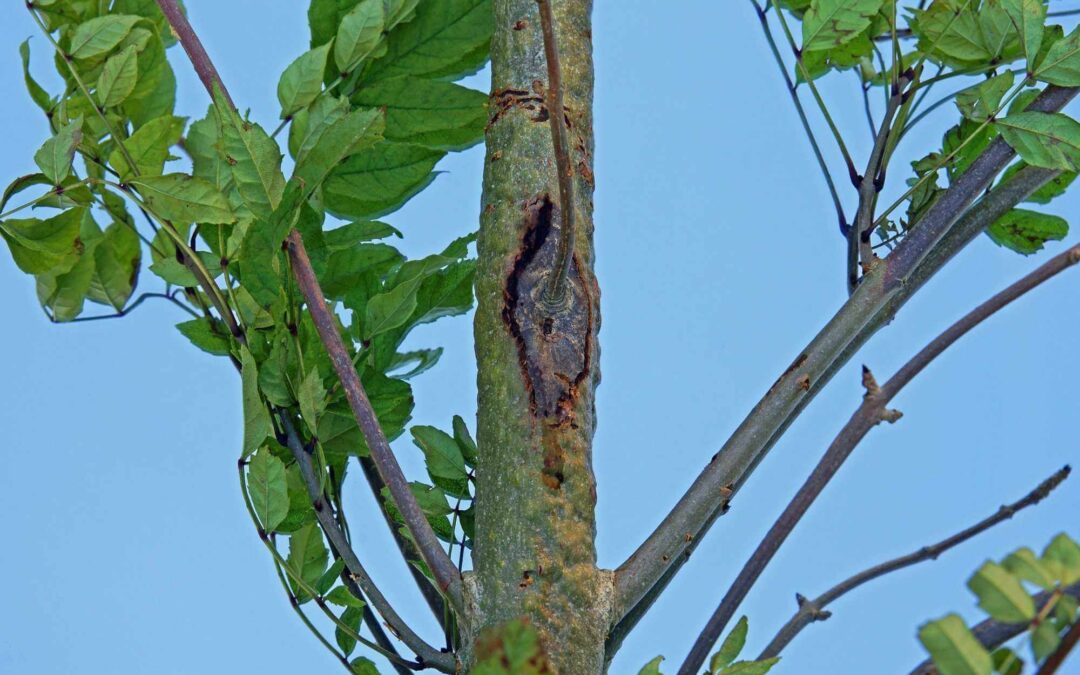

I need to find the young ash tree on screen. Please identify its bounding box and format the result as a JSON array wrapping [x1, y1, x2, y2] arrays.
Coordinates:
[[5, 0, 1080, 673]]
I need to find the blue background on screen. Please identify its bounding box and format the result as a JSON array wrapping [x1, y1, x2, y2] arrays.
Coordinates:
[[1, 2, 1078, 673]]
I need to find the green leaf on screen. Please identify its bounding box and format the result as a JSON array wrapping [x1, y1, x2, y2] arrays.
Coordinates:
[[351, 76, 486, 150], [802, 0, 885, 52], [69, 15, 141, 60], [278, 464, 317, 534], [716, 659, 780, 675], [0, 207, 84, 275], [215, 87, 286, 221], [349, 657, 379, 675], [986, 208, 1067, 255], [638, 656, 664, 675], [19, 39, 55, 114], [385, 0, 420, 29], [1035, 25, 1080, 85], [991, 647, 1023, 675], [326, 585, 367, 608], [452, 415, 477, 467], [711, 616, 748, 672], [335, 0, 385, 72], [176, 318, 233, 356], [996, 112, 1080, 171], [388, 347, 443, 379], [34, 118, 83, 185], [918, 614, 994, 675], [363, 0, 491, 82], [1001, 0, 1046, 70], [335, 606, 364, 656], [955, 72, 1014, 122], [109, 114, 186, 179], [298, 367, 328, 431], [324, 142, 444, 220], [187, 108, 231, 190], [999, 161, 1078, 204], [248, 448, 288, 531], [130, 173, 236, 225], [316, 559, 346, 596], [967, 561, 1036, 623], [1042, 532, 1080, 584], [411, 425, 469, 499], [364, 274, 422, 339], [1002, 547, 1056, 590], [1030, 620, 1060, 662], [87, 221, 140, 310], [293, 107, 385, 194], [36, 212, 97, 322], [241, 348, 274, 458], [278, 42, 332, 119], [287, 522, 328, 602], [112, 0, 181, 47], [96, 45, 139, 107], [121, 29, 176, 129]]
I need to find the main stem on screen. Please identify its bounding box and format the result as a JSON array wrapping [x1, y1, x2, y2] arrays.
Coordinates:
[[468, 0, 610, 671]]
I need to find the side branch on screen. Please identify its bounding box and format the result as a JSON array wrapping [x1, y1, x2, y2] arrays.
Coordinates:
[[758, 467, 1071, 660], [908, 581, 1080, 675], [286, 232, 464, 611], [610, 83, 1078, 638], [155, 0, 463, 617], [676, 242, 1080, 675], [280, 416, 456, 673], [536, 0, 576, 304]]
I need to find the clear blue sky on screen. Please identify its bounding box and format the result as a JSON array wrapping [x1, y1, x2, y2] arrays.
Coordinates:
[[1, 2, 1078, 674]]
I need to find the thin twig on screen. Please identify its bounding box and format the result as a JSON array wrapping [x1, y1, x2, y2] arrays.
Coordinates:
[[1036, 617, 1080, 675], [536, 0, 576, 305], [908, 581, 1080, 675], [57, 292, 198, 323], [751, 0, 848, 235], [771, 3, 859, 185], [849, 72, 909, 293], [279, 416, 457, 673], [758, 467, 1071, 660], [152, 0, 464, 617], [677, 243, 1080, 675]]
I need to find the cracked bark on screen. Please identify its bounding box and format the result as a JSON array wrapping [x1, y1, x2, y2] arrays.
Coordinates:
[[466, 0, 611, 672]]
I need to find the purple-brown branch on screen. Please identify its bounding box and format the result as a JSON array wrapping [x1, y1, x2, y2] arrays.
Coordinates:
[[758, 466, 1071, 660], [154, 0, 464, 621], [677, 242, 1080, 675], [285, 231, 464, 610]]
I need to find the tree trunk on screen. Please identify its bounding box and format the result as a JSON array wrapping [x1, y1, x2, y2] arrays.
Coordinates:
[[466, 0, 609, 672]]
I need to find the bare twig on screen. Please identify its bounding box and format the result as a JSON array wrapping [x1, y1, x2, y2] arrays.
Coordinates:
[[610, 84, 1077, 643], [751, 0, 848, 235], [536, 0, 576, 305], [676, 243, 1080, 675], [1036, 617, 1080, 675], [153, 0, 464, 617], [57, 292, 198, 323], [908, 581, 1080, 675], [759, 467, 1071, 660]]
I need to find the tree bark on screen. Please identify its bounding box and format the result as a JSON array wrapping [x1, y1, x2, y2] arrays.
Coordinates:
[[466, 0, 610, 672]]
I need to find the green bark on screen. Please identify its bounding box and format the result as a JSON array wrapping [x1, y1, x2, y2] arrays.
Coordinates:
[[467, 0, 610, 671]]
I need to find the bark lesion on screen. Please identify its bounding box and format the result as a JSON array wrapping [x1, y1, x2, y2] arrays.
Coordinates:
[[501, 194, 594, 427]]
